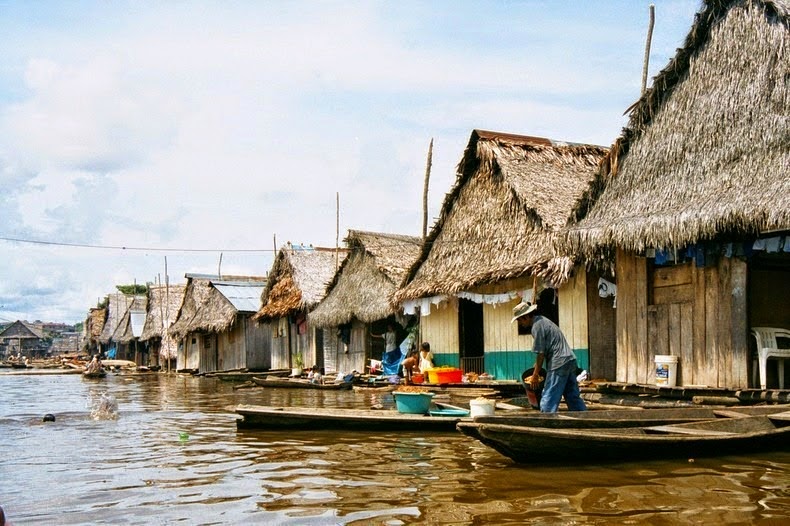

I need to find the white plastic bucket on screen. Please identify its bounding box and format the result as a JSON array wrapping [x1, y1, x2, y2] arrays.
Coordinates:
[[469, 399, 496, 417], [654, 355, 678, 387]]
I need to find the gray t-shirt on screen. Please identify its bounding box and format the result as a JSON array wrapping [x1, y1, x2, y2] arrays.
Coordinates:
[[531, 315, 575, 371]]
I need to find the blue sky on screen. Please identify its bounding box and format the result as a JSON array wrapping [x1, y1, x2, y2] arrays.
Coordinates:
[[0, 0, 701, 323]]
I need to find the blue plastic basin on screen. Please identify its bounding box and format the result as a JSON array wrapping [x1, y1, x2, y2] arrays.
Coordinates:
[[393, 392, 435, 414]]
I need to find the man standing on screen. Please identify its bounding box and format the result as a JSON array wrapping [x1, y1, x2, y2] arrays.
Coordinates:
[[512, 301, 586, 413]]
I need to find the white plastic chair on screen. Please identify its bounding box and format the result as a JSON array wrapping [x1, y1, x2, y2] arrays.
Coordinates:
[[751, 327, 790, 389]]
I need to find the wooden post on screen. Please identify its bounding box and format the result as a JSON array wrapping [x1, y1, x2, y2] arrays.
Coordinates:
[[336, 192, 340, 271], [423, 139, 433, 240], [641, 4, 655, 95]]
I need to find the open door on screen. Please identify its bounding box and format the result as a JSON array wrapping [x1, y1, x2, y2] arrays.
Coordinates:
[[458, 298, 484, 373]]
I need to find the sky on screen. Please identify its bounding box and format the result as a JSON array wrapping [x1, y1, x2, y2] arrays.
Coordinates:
[[0, 0, 702, 324]]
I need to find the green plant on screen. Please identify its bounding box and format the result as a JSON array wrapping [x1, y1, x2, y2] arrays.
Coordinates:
[[293, 352, 304, 369]]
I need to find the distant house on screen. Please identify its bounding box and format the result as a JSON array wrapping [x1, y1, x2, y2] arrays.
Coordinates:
[[169, 274, 268, 374], [309, 230, 423, 374], [0, 320, 48, 358], [83, 307, 107, 356], [112, 295, 148, 365], [254, 245, 347, 372], [97, 293, 135, 359], [140, 284, 186, 370], [393, 129, 609, 381], [565, 0, 789, 388]]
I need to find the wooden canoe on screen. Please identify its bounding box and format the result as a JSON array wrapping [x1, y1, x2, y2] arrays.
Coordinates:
[[235, 403, 471, 431], [82, 369, 107, 379], [468, 405, 790, 429], [251, 376, 353, 390], [457, 411, 790, 464]]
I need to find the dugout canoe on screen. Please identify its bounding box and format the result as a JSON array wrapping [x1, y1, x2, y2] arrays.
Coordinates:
[[468, 405, 790, 429], [457, 411, 790, 464], [236, 403, 471, 431], [251, 376, 353, 390]]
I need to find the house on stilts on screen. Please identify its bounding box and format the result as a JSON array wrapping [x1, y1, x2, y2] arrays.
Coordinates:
[[254, 244, 347, 374], [97, 293, 134, 360], [112, 295, 148, 365], [169, 274, 269, 374], [565, 0, 789, 389], [140, 284, 186, 371], [392, 129, 610, 382], [309, 230, 423, 375]]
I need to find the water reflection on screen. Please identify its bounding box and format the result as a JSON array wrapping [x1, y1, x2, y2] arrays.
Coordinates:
[[0, 373, 789, 525]]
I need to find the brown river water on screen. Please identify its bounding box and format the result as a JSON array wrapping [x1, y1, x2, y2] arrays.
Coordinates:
[[1, 373, 789, 525]]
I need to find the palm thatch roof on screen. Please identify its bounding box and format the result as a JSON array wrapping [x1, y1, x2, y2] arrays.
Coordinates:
[[566, 0, 790, 258], [309, 230, 423, 327], [98, 293, 134, 344], [140, 285, 186, 341], [169, 274, 266, 339], [113, 296, 148, 344], [254, 245, 347, 320], [140, 284, 186, 360], [393, 130, 606, 304], [86, 308, 107, 340]]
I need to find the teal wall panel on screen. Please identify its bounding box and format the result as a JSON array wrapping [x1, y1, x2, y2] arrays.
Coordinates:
[[433, 349, 589, 381]]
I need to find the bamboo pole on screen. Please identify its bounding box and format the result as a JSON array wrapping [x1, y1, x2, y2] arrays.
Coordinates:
[[422, 139, 433, 240], [336, 192, 340, 271], [641, 4, 655, 95]]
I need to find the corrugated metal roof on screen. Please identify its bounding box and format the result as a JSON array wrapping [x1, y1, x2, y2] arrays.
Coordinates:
[[212, 282, 265, 312], [130, 310, 146, 338]]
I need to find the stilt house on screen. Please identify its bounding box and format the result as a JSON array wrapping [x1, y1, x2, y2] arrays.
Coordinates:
[[112, 295, 148, 365], [140, 284, 185, 370], [392, 129, 610, 381], [97, 293, 134, 359], [254, 245, 347, 373], [566, 0, 789, 389], [309, 230, 422, 374], [169, 274, 268, 374]]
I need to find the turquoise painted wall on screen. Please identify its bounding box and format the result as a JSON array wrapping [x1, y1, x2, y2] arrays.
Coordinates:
[[433, 350, 589, 381]]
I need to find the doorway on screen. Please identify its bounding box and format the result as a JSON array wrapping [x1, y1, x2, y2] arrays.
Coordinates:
[[458, 298, 484, 373]]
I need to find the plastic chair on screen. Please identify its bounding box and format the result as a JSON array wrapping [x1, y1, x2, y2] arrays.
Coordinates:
[[751, 327, 790, 389]]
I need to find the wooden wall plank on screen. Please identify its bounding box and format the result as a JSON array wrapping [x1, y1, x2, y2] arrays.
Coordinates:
[[730, 258, 749, 388], [615, 250, 632, 382], [653, 263, 692, 288], [692, 266, 706, 386], [653, 285, 695, 305], [647, 306, 659, 383], [703, 266, 719, 387], [635, 255, 649, 384], [717, 258, 733, 387], [680, 303, 694, 385], [668, 303, 682, 358]]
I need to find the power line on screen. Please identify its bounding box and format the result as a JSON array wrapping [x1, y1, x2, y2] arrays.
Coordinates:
[[0, 236, 273, 253]]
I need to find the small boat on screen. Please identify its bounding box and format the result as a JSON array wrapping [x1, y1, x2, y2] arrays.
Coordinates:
[[251, 376, 353, 390], [236, 403, 471, 431], [82, 369, 107, 379], [468, 405, 790, 429], [457, 410, 790, 464]]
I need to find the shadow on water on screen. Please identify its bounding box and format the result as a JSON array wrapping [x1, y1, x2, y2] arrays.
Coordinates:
[[1, 373, 789, 524]]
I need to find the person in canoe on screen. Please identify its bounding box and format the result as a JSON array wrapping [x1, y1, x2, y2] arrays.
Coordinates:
[[512, 301, 586, 413], [84, 355, 104, 375]]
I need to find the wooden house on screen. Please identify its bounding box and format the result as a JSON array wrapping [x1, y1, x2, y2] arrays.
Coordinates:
[[83, 307, 107, 356], [112, 295, 148, 365], [565, 0, 789, 388], [309, 230, 423, 374], [140, 284, 186, 370], [97, 293, 134, 359], [169, 274, 268, 374], [392, 129, 610, 381], [0, 320, 48, 359], [254, 245, 347, 373]]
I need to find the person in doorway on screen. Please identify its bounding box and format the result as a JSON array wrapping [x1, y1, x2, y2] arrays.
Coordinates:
[[512, 302, 586, 413], [418, 342, 434, 372], [371, 324, 398, 358]]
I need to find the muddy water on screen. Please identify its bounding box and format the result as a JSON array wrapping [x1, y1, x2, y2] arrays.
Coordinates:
[[1, 373, 789, 525]]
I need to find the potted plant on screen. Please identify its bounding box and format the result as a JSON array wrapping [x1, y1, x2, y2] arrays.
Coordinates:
[[291, 352, 304, 377]]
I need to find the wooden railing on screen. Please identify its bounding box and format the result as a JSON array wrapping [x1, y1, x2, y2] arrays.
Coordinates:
[[460, 356, 484, 374]]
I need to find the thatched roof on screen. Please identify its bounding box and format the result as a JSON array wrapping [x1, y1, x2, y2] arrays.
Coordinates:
[[309, 230, 422, 327], [393, 130, 606, 303], [86, 308, 106, 340], [113, 296, 148, 344], [169, 274, 266, 338], [567, 0, 790, 257], [98, 293, 134, 344], [255, 245, 347, 320], [186, 281, 266, 334], [140, 285, 186, 341]]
